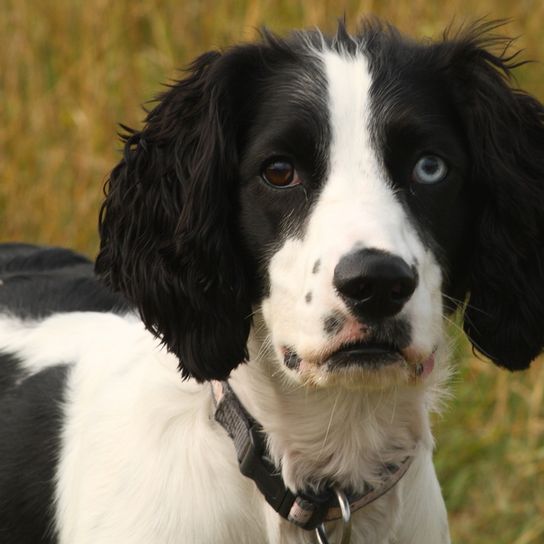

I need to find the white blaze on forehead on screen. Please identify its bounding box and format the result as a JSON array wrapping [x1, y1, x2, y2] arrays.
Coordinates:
[[308, 49, 415, 262], [322, 50, 375, 178]]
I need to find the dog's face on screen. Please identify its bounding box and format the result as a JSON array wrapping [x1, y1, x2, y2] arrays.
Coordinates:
[[239, 45, 469, 388], [96, 21, 544, 384]]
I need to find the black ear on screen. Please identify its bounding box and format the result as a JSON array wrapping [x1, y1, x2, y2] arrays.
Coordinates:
[[447, 24, 544, 370], [95, 49, 256, 381]]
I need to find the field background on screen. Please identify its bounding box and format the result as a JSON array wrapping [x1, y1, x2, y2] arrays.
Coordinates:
[[1, 1, 543, 542]]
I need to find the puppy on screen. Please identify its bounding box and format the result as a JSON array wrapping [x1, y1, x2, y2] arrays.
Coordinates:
[[0, 19, 543, 544]]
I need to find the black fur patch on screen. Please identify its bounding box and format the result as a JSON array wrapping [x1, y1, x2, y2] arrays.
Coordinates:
[[0, 244, 130, 318], [323, 312, 346, 337], [283, 349, 302, 370], [0, 355, 68, 543]]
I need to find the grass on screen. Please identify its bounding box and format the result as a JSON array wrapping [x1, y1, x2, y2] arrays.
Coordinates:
[[1, 1, 543, 542], [436, 343, 544, 543]]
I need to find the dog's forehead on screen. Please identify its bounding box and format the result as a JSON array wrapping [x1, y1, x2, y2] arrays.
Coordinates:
[[243, 40, 399, 176], [241, 49, 328, 155], [319, 49, 383, 180]]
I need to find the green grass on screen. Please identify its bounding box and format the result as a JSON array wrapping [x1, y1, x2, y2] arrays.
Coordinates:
[[1, 1, 543, 542], [435, 350, 544, 543]]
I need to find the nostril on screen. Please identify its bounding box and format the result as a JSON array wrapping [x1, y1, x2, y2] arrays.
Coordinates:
[[390, 282, 404, 302], [341, 278, 374, 301], [359, 281, 374, 301], [390, 278, 416, 303]]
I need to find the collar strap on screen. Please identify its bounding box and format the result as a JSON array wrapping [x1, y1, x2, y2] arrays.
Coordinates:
[[211, 380, 414, 531]]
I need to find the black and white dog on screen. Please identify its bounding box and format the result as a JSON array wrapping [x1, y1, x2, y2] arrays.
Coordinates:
[[1, 20, 543, 544]]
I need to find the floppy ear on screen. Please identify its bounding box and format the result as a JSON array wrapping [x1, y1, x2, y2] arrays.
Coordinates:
[[95, 49, 255, 382], [447, 25, 544, 370]]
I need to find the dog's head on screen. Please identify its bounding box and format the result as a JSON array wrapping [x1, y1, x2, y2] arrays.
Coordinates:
[[96, 20, 544, 386]]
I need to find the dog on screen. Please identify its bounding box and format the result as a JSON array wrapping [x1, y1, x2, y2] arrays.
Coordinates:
[[0, 19, 543, 544]]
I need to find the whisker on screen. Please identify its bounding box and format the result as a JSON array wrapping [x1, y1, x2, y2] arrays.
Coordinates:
[[441, 293, 493, 317], [441, 313, 495, 361]]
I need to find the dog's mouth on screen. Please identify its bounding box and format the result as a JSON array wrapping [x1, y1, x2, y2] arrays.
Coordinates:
[[281, 337, 434, 387], [325, 340, 404, 370]]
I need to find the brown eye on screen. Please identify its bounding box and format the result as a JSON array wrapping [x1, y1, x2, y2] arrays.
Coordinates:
[[261, 159, 301, 188]]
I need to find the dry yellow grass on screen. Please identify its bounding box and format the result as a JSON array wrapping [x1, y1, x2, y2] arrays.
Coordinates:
[[1, 1, 543, 542]]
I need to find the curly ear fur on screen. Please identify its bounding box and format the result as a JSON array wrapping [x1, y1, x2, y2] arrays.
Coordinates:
[[446, 24, 544, 370], [96, 50, 256, 382]]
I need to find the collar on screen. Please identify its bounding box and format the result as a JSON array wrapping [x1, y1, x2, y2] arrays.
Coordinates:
[[211, 380, 414, 532]]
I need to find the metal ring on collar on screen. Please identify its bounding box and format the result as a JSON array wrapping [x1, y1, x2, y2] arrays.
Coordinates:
[[315, 487, 352, 544]]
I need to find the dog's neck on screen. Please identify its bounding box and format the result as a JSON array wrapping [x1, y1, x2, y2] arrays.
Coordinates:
[[229, 328, 447, 496]]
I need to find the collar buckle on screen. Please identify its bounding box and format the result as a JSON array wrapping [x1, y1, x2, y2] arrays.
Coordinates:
[[238, 424, 298, 520]]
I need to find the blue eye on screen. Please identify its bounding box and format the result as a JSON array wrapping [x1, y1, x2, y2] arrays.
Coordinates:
[[412, 155, 448, 184]]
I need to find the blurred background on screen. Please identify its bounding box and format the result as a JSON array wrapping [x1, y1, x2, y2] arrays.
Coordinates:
[[1, 1, 543, 542]]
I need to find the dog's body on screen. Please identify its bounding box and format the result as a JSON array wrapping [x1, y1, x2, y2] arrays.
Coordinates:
[[1, 20, 543, 544]]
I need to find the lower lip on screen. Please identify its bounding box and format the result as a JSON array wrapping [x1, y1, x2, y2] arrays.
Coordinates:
[[326, 345, 404, 369]]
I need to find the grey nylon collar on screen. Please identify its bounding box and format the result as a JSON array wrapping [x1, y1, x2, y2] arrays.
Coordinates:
[[211, 380, 414, 531]]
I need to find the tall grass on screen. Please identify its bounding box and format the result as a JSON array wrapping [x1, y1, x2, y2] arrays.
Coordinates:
[[1, 1, 543, 542]]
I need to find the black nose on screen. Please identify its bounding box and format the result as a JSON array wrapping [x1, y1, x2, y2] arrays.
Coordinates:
[[333, 249, 418, 320]]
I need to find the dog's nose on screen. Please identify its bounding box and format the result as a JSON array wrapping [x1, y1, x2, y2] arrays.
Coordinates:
[[333, 249, 418, 320]]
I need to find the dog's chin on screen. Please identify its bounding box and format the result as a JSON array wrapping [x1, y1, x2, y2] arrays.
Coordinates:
[[283, 342, 414, 390]]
